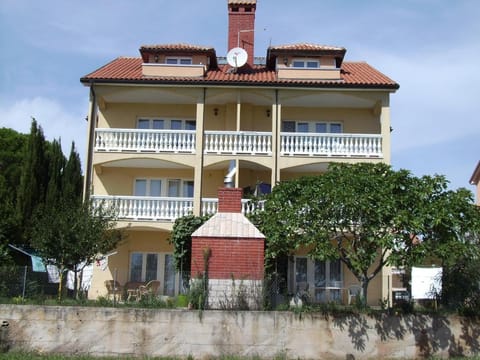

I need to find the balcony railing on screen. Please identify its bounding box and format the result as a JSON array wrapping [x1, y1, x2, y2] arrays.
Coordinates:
[[201, 198, 265, 216], [94, 128, 382, 158], [92, 196, 194, 221], [94, 129, 196, 153], [280, 133, 382, 157], [204, 131, 272, 155], [92, 196, 264, 222]]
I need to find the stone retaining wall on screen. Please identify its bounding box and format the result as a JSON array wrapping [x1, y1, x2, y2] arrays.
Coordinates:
[[1, 305, 479, 359]]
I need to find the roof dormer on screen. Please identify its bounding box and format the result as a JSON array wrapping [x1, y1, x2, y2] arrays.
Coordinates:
[[140, 44, 218, 78], [267, 43, 346, 80]]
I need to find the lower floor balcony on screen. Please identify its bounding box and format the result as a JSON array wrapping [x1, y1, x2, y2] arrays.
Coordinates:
[[92, 195, 265, 222]]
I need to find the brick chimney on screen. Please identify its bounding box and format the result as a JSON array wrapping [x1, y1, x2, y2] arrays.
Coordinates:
[[228, 0, 256, 67], [218, 187, 243, 213]]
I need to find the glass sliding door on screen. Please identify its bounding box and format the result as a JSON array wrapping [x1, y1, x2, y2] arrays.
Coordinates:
[[292, 257, 343, 303]]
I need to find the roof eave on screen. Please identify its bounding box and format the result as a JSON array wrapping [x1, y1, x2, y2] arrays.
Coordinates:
[[79, 77, 399, 90], [469, 161, 480, 185]]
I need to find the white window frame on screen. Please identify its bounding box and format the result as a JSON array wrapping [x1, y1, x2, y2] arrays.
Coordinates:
[[282, 120, 343, 133], [136, 118, 196, 130], [134, 178, 194, 197], [292, 256, 343, 303], [129, 252, 179, 296], [165, 57, 193, 65], [292, 58, 320, 68]]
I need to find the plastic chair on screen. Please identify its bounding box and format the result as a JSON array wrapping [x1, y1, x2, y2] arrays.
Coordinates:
[[347, 285, 362, 305], [137, 280, 161, 299], [104, 280, 124, 301]]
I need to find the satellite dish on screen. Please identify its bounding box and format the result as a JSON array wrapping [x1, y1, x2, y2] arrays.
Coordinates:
[[226, 47, 248, 68]]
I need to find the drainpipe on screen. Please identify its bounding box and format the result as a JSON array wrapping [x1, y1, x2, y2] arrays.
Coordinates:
[[224, 160, 237, 188]]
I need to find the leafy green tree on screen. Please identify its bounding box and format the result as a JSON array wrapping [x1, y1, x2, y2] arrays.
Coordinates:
[[255, 163, 480, 305], [0, 128, 27, 244], [31, 200, 123, 299], [169, 214, 211, 285]]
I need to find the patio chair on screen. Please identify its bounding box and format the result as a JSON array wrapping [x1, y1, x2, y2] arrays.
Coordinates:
[[104, 280, 124, 301], [347, 284, 362, 305], [124, 281, 144, 302], [137, 280, 161, 300]]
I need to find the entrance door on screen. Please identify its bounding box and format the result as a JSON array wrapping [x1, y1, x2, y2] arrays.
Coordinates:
[[293, 257, 343, 303]]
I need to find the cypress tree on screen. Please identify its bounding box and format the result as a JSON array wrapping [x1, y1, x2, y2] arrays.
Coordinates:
[[45, 139, 66, 208], [62, 142, 83, 203], [16, 119, 49, 244]]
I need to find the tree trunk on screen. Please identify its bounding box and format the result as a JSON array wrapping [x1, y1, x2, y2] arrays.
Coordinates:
[[360, 275, 369, 307], [57, 267, 64, 301], [73, 267, 78, 300]]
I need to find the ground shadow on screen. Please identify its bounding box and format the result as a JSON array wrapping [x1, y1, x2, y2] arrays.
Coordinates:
[[331, 311, 479, 358]]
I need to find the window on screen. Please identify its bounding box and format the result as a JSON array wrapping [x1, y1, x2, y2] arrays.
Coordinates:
[[134, 179, 162, 197], [134, 178, 193, 197], [292, 59, 319, 68], [282, 121, 342, 133], [165, 57, 192, 65], [315, 122, 342, 133], [137, 118, 195, 131], [292, 257, 343, 304], [314, 259, 342, 303], [129, 252, 178, 296]]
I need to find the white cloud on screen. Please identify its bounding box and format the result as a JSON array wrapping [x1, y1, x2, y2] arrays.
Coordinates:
[[361, 43, 480, 153], [0, 97, 87, 168]]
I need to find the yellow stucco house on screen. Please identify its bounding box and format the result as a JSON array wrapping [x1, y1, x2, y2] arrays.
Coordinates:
[[80, 0, 399, 306]]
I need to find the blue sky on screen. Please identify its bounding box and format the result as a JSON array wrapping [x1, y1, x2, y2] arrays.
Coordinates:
[[0, 0, 479, 193]]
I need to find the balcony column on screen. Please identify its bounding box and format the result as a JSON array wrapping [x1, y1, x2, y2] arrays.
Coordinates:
[[378, 97, 391, 164], [83, 87, 98, 200], [234, 93, 241, 187], [193, 89, 206, 216], [272, 90, 281, 185]]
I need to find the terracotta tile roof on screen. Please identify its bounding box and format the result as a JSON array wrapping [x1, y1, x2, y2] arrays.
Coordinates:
[[80, 57, 399, 89], [228, 0, 256, 4], [267, 43, 347, 68], [269, 43, 345, 52], [140, 43, 215, 52]]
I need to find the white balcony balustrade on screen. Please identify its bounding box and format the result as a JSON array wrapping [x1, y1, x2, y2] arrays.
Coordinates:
[[94, 128, 382, 158], [92, 196, 194, 221], [95, 129, 196, 153], [280, 133, 382, 157], [92, 196, 264, 222], [204, 131, 272, 155], [201, 198, 265, 216]]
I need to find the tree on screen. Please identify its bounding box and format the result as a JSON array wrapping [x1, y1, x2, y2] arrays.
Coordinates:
[[0, 128, 27, 245], [31, 200, 123, 299], [16, 119, 49, 244], [62, 142, 83, 203], [169, 214, 211, 287], [45, 139, 66, 208], [255, 162, 480, 305]]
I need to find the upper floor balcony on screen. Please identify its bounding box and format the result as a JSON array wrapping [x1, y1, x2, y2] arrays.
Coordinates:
[[94, 128, 383, 158]]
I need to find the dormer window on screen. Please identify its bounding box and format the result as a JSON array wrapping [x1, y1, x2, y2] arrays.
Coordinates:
[[292, 59, 319, 68], [166, 57, 193, 65]]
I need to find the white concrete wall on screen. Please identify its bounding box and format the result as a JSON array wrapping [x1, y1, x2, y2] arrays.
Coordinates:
[[207, 279, 263, 310], [1, 305, 479, 359]]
